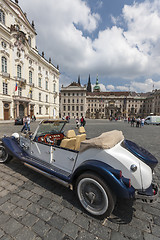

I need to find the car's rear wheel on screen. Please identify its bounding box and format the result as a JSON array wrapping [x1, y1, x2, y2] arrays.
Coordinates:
[[0, 145, 12, 163], [75, 172, 116, 218]]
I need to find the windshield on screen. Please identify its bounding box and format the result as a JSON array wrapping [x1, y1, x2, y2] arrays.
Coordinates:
[[35, 120, 66, 137]]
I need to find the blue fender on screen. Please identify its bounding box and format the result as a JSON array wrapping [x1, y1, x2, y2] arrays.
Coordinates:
[[71, 160, 135, 199]]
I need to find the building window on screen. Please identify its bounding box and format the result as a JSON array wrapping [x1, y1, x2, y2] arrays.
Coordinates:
[[54, 97, 56, 104], [17, 65, 21, 78], [1, 56, 7, 73], [68, 106, 70, 111], [81, 99, 83, 103], [3, 82, 8, 95], [45, 81, 48, 90], [46, 107, 48, 115], [53, 83, 56, 92], [77, 99, 79, 103], [38, 78, 41, 87], [72, 106, 74, 111], [64, 99, 66, 103], [72, 99, 74, 103], [76, 106, 79, 111], [46, 95, 48, 103], [28, 36, 31, 46], [39, 66, 41, 71], [39, 106, 42, 115], [0, 10, 5, 24], [81, 106, 83, 111], [18, 87, 22, 96], [63, 105, 66, 111], [68, 99, 70, 103], [39, 93, 41, 101], [1, 41, 6, 48], [29, 71, 32, 83]]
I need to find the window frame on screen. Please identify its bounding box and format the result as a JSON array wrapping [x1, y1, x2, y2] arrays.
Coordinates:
[[1, 56, 7, 73]]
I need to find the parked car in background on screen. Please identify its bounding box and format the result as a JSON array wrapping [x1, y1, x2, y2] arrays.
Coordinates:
[[15, 117, 23, 125], [0, 120, 158, 218], [145, 115, 160, 125]]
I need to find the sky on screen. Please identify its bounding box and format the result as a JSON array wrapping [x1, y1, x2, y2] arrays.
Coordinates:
[[19, 0, 160, 92]]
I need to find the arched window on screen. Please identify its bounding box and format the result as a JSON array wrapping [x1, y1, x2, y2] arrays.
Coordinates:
[[17, 65, 21, 78], [0, 10, 5, 24], [2, 56, 7, 73], [29, 71, 32, 83]]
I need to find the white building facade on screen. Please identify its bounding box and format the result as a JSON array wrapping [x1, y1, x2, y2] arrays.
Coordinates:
[[0, 0, 59, 120]]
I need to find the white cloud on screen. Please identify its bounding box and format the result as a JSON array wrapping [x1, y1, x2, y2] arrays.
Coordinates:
[[20, 0, 160, 88], [106, 85, 115, 91]]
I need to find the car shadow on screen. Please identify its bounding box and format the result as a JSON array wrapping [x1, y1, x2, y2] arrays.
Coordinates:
[[6, 158, 134, 224]]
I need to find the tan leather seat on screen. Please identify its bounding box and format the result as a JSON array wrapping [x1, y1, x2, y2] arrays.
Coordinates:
[[75, 127, 86, 151], [66, 130, 76, 138], [60, 129, 76, 150], [60, 138, 76, 150]]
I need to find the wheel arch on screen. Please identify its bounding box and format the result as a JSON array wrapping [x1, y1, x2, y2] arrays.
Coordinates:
[[71, 160, 135, 199]]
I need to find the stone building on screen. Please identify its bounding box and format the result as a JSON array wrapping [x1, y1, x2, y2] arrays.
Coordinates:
[[0, 0, 59, 120], [60, 82, 86, 119], [60, 76, 159, 119]]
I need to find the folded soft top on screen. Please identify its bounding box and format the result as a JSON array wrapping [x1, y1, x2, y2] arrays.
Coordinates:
[[80, 130, 124, 152]]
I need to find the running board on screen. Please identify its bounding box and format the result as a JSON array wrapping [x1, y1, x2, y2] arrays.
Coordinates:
[[24, 163, 70, 188]]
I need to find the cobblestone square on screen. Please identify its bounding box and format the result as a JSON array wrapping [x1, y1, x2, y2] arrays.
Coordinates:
[[0, 119, 160, 240]]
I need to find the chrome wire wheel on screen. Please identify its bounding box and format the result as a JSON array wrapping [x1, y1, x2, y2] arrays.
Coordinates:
[[77, 177, 109, 215], [0, 145, 11, 163]]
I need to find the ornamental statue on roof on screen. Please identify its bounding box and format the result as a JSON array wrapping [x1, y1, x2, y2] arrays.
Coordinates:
[[93, 74, 100, 92]]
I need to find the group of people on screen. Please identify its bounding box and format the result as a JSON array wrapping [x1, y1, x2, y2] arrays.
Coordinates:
[[76, 116, 86, 128], [21, 115, 31, 132], [129, 117, 145, 127]]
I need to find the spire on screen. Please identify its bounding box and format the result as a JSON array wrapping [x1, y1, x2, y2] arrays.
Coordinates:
[[93, 74, 100, 92], [87, 74, 92, 92], [78, 75, 81, 85]]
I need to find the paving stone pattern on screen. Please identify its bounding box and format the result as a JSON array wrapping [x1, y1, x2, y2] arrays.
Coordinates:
[[0, 119, 160, 239]]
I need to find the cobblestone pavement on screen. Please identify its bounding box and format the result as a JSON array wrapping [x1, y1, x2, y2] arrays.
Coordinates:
[[0, 119, 160, 240]]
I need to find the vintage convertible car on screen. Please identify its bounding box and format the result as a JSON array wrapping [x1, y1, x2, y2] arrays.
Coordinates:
[[0, 120, 159, 218]]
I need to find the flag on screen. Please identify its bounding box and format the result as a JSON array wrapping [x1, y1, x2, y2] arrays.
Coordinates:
[[15, 82, 18, 91], [29, 87, 32, 93]]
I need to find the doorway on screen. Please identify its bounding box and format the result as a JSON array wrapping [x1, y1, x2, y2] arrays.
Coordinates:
[[19, 104, 24, 118]]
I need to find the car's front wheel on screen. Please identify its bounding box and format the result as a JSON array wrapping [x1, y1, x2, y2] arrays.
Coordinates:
[[0, 145, 12, 163], [75, 172, 116, 218]]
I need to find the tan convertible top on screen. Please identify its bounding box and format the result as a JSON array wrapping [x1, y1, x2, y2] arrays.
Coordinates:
[[79, 130, 124, 152]]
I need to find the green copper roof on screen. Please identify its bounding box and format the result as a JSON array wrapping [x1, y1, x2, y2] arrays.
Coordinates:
[[93, 75, 100, 91]]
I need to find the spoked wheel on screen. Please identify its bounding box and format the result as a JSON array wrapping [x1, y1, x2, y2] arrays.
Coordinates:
[[75, 172, 116, 218], [0, 145, 12, 163]]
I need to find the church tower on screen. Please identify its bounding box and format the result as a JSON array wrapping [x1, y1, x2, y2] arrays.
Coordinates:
[[87, 74, 92, 92], [93, 75, 100, 92]]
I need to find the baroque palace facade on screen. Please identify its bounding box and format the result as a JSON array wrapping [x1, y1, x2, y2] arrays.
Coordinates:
[[60, 76, 160, 119], [0, 0, 59, 120]]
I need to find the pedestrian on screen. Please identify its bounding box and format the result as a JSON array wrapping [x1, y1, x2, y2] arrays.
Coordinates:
[[80, 116, 86, 127], [21, 116, 27, 132], [141, 118, 145, 127], [131, 117, 135, 127], [26, 115, 31, 131], [76, 117, 80, 128]]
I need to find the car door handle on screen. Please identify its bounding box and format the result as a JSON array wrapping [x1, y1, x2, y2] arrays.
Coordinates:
[[67, 157, 74, 161]]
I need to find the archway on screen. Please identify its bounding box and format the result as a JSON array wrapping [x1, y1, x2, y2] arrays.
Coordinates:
[[19, 104, 24, 117]]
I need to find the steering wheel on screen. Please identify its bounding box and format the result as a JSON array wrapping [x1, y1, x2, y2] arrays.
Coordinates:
[[43, 133, 64, 145]]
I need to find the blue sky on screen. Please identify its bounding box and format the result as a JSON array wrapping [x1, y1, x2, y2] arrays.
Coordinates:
[[20, 0, 160, 92]]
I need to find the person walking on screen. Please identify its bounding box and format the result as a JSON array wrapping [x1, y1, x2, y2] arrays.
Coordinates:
[[141, 118, 145, 127], [21, 116, 27, 132], [80, 116, 86, 127], [26, 115, 31, 131], [131, 117, 135, 127], [75, 117, 80, 128]]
